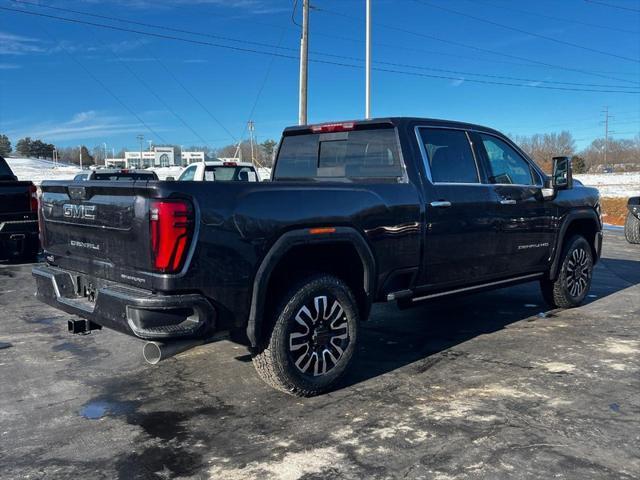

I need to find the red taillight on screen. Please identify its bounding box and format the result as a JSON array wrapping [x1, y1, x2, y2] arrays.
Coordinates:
[[29, 184, 38, 212], [310, 122, 355, 133], [150, 200, 193, 273]]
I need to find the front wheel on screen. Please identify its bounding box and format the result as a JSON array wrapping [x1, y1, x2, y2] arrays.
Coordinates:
[[252, 274, 359, 397], [541, 235, 593, 309]]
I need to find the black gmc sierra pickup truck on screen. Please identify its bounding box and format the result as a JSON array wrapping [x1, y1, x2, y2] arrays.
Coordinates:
[[0, 156, 39, 262], [33, 118, 602, 396]]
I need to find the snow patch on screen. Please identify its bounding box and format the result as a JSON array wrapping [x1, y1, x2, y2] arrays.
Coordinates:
[[208, 447, 344, 480], [575, 172, 640, 198]]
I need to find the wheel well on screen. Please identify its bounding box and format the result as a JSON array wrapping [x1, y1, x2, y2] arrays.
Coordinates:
[[260, 242, 369, 341], [564, 218, 599, 260]]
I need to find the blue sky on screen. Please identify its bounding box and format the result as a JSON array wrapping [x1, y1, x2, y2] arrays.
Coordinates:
[[0, 0, 638, 151]]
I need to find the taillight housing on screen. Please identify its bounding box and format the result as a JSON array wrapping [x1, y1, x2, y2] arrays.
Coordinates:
[[29, 184, 38, 212], [150, 199, 194, 273]]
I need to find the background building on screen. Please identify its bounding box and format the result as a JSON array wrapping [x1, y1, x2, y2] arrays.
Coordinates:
[[181, 151, 205, 165], [106, 146, 178, 168]]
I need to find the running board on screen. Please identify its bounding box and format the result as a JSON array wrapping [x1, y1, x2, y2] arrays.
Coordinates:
[[410, 273, 543, 303]]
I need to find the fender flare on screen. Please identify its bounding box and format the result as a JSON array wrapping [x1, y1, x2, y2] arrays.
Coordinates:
[[549, 209, 601, 280], [247, 226, 376, 347]]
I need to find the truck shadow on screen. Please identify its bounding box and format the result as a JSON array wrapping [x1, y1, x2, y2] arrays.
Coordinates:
[[342, 256, 640, 389]]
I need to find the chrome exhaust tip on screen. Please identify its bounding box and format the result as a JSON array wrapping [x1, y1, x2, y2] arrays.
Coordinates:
[[143, 339, 204, 365]]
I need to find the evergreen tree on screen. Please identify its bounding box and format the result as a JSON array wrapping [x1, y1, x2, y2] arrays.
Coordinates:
[[0, 134, 11, 156], [16, 137, 33, 156]]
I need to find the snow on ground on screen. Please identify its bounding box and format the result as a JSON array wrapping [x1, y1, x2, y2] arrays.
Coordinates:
[[6, 157, 80, 185], [6, 157, 636, 195], [575, 172, 639, 198]]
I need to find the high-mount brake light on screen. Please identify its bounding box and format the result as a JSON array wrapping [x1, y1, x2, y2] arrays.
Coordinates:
[[223, 161, 237, 166], [28, 184, 38, 212], [310, 122, 355, 133], [150, 199, 193, 273]]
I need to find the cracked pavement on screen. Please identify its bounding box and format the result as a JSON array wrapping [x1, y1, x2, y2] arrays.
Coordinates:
[[0, 230, 638, 479]]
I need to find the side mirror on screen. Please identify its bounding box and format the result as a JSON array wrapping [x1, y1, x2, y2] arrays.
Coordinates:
[[552, 156, 573, 190]]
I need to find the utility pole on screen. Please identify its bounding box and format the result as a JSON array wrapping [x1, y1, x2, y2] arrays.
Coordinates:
[[248, 120, 256, 165], [148, 140, 153, 152], [601, 107, 613, 169], [79, 145, 83, 170], [365, 0, 372, 119], [103, 142, 108, 165], [137, 134, 144, 169], [298, 0, 309, 125]]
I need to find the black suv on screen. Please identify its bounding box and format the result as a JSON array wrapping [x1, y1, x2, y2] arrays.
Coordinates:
[[34, 118, 602, 396]]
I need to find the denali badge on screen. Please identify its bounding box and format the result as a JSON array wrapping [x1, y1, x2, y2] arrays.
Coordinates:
[[70, 240, 100, 250], [63, 204, 96, 220]]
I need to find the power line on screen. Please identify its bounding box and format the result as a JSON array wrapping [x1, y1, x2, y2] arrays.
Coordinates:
[[584, 0, 640, 13], [142, 45, 238, 143], [30, 19, 167, 143], [2, 5, 639, 95], [314, 5, 640, 86], [91, 30, 211, 146], [12, 0, 636, 89], [12, 0, 640, 83], [410, 0, 640, 64], [471, 0, 640, 35]]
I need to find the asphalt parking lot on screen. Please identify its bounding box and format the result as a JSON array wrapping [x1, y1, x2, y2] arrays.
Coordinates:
[[0, 230, 638, 480]]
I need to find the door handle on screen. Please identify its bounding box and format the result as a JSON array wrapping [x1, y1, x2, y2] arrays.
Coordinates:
[[499, 199, 517, 205], [430, 201, 452, 208]]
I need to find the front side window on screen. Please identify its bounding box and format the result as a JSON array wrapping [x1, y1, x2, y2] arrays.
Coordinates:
[[274, 128, 403, 180], [178, 166, 197, 181], [480, 134, 536, 186], [418, 128, 479, 183]]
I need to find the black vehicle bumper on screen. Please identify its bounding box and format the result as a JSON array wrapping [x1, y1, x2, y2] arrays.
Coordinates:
[[32, 265, 216, 340], [0, 219, 38, 260]]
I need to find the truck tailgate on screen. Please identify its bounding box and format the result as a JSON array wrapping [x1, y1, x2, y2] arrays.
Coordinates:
[[0, 181, 33, 215], [40, 182, 156, 287]]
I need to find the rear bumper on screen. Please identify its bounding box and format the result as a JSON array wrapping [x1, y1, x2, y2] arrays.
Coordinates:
[[32, 265, 216, 339]]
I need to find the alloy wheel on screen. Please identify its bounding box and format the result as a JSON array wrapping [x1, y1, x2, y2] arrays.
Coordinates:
[[566, 247, 590, 298], [288, 295, 350, 377]]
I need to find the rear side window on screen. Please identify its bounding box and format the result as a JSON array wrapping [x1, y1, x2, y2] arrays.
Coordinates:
[[418, 128, 479, 184], [204, 166, 258, 181], [274, 128, 403, 181]]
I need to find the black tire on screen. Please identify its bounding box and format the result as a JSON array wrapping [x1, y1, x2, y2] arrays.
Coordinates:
[[624, 213, 640, 244], [252, 274, 359, 397], [541, 235, 593, 309]]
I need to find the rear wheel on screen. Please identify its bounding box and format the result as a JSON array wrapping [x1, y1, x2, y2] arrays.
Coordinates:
[[624, 213, 640, 244], [252, 274, 359, 397], [541, 235, 593, 309]]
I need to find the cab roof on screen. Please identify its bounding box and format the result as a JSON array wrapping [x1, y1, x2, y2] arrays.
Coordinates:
[[283, 117, 505, 137]]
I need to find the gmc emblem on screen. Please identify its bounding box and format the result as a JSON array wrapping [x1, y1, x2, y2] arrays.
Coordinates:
[[63, 204, 96, 220]]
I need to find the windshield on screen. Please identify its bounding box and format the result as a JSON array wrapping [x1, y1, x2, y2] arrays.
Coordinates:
[[0, 157, 15, 180], [203, 166, 257, 181]]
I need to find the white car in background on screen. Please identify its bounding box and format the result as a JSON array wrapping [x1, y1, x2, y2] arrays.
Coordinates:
[[176, 161, 261, 182]]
